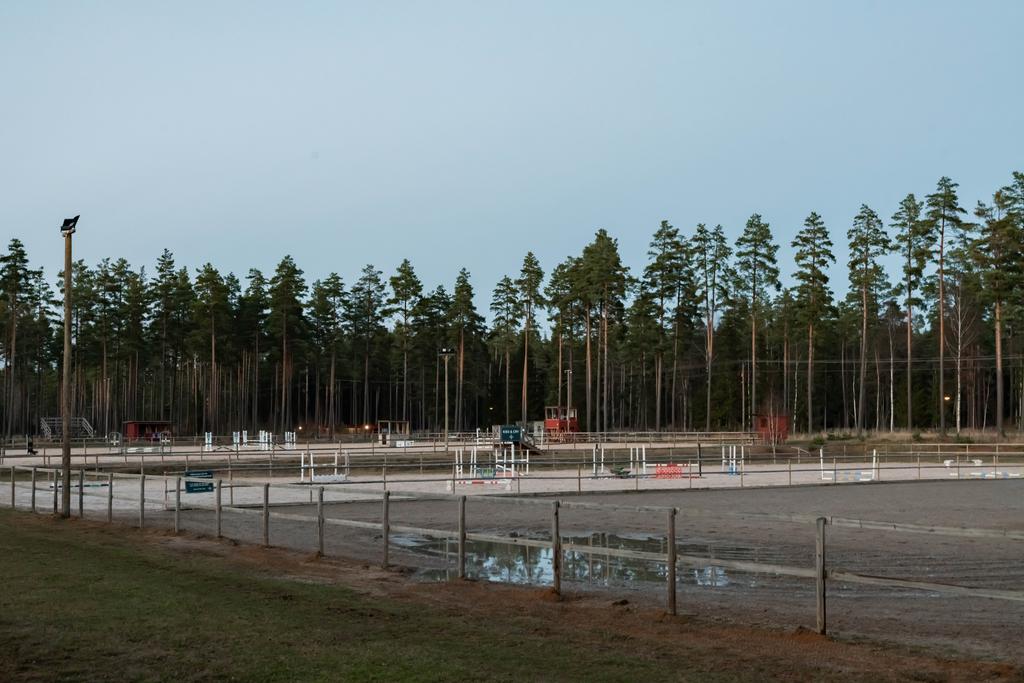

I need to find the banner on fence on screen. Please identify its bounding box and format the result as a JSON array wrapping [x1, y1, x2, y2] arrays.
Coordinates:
[[184, 470, 214, 493]]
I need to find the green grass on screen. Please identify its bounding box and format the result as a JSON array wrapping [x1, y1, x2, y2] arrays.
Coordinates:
[[0, 510, 732, 682], [2, 510, 1006, 682]]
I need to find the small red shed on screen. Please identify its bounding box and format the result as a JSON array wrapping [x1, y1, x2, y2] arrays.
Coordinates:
[[754, 414, 789, 444], [123, 420, 173, 441]]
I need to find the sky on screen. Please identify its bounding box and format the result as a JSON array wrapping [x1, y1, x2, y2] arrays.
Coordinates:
[[2, 1, 1023, 316]]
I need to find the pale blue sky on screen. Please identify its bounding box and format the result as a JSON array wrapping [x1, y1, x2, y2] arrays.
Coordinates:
[[2, 2, 1022, 312]]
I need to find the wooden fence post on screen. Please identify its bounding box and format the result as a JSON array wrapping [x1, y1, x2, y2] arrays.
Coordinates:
[[174, 476, 181, 533], [10, 466, 15, 509], [382, 490, 390, 568], [139, 474, 146, 528], [458, 493, 468, 581], [458, 495, 467, 579], [317, 486, 325, 557], [667, 507, 677, 616], [52, 469, 58, 514], [551, 501, 561, 595], [78, 468, 84, 517], [816, 516, 827, 635], [107, 474, 113, 523], [215, 479, 222, 538], [262, 483, 270, 546], [788, 459, 792, 486]]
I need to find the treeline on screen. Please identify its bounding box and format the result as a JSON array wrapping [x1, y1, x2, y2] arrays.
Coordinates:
[[2, 172, 1024, 440]]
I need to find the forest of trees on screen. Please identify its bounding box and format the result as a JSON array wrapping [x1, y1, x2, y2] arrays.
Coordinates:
[[2, 172, 1024, 440]]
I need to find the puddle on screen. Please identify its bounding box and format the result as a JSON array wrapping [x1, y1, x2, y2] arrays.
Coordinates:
[[403, 531, 777, 590]]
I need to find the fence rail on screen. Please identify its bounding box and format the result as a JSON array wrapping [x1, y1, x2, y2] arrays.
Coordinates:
[[4, 463, 1024, 637]]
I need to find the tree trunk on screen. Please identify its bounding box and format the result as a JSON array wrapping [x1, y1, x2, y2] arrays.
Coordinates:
[[938, 220, 946, 435], [857, 279, 868, 437], [521, 304, 530, 424], [585, 308, 592, 432], [996, 300, 1004, 437], [806, 322, 814, 434]]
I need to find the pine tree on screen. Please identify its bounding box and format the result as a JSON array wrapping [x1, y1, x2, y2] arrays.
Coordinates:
[[193, 264, 232, 432], [925, 177, 966, 435], [412, 285, 452, 430], [545, 257, 580, 420], [734, 214, 780, 428], [1, 239, 44, 440], [847, 204, 890, 437], [890, 194, 929, 432], [489, 276, 520, 424], [345, 264, 390, 426], [643, 221, 685, 429], [516, 252, 545, 424], [792, 212, 835, 434], [237, 269, 270, 431], [692, 224, 731, 431], [945, 231, 979, 434], [149, 249, 178, 421], [579, 230, 629, 432], [308, 274, 345, 434], [449, 269, 485, 431], [974, 184, 1021, 435], [268, 256, 307, 432], [624, 283, 660, 428], [389, 259, 422, 424]]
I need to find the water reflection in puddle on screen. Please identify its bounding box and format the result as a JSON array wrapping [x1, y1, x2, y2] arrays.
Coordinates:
[[402, 532, 772, 589]]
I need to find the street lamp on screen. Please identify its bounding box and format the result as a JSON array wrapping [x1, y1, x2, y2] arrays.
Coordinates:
[[439, 348, 454, 453], [59, 215, 79, 519]]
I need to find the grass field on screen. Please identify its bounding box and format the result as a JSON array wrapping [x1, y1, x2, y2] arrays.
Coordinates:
[[0, 510, 1019, 682]]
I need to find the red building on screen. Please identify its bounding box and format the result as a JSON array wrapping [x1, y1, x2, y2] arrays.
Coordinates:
[[123, 420, 172, 441], [544, 406, 579, 437], [754, 414, 789, 444]]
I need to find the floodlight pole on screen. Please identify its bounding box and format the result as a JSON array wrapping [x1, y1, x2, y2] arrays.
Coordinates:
[[60, 218, 77, 519]]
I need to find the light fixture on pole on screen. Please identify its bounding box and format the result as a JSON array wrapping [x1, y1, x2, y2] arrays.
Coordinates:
[[59, 215, 79, 519], [439, 348, 455, 453]]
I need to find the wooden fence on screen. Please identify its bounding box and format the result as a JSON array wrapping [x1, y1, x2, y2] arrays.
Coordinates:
[[5, 464, 1024, 636]]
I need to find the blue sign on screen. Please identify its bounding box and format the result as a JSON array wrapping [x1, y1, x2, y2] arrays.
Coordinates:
[[499, 425, 522, 443], [184, 470, 214, 493]]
